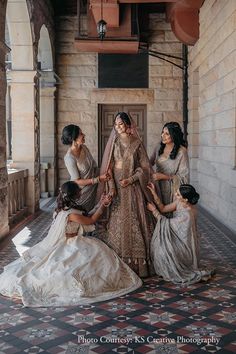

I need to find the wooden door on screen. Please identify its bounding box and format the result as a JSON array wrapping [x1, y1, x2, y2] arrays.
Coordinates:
[[98, 104, 147, 165]]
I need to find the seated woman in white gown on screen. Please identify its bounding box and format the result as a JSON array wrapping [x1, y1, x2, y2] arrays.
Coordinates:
[[147, 183, 214, 285], [0, 182, 142, 307]]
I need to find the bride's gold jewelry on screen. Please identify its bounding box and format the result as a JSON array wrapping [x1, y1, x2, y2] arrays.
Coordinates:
[[119, 135, 131, 148]]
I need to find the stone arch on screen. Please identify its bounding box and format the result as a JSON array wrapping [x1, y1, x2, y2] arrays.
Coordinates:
[[38, 25, 53, 71], [6, 0, 34, 70]]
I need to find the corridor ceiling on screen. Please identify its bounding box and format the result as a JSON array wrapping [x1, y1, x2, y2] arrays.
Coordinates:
[[51, 0, 204, 53]]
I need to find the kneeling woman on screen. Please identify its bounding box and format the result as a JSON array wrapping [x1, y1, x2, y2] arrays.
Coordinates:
[[0, 182, 142, 307], [147, 183, 214, 285]]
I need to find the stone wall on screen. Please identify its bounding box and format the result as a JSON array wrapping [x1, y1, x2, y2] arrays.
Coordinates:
[[188, 0, 236, 231], [56, 13, 183, 185], [148, 13, 183, 153], [0, 0, 9, 239]]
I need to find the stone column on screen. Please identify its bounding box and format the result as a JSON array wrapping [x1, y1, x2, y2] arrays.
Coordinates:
[[0, 40, 9, 239], [188, 68, 199, 188], [39, 71, 57, 196], [9, 69, 40, 213], [0, 0, 9, 239]]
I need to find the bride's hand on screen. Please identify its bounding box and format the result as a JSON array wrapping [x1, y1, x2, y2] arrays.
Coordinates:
[[101, 193, 112, 207], [119, 179, 130, 188], [109, 189, 116, 198], [99, 172, 111, 182]]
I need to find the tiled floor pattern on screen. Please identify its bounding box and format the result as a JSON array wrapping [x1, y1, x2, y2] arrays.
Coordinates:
[[0, 200, 235, 353]]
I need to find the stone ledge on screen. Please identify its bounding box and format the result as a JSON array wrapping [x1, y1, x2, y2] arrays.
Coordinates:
[[91, 89, 154, 104]]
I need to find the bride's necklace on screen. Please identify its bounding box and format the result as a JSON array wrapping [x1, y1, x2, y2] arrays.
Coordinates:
[[119, 134, 131, 149]]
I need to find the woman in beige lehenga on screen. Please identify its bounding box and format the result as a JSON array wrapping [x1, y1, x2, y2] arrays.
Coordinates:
[[147, 183, 214, 285], [150, 122, 189, 206], [62, 124, 110, 212], [99, 112, 155, 278]]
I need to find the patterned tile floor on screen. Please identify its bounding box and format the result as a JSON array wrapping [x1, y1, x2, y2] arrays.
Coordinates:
[[0, 200, 235, 354]]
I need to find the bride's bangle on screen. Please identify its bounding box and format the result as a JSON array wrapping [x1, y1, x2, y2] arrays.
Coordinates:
[[128, 176, 135, 184]]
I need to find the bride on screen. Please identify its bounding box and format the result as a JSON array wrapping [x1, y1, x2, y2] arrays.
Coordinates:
[[0, 182, 142, 307], [98, 112, 155, 278]]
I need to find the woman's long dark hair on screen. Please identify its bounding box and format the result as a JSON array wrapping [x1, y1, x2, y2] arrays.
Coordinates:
[[158, 122, 187, 159], [55, 181, 85, 215]]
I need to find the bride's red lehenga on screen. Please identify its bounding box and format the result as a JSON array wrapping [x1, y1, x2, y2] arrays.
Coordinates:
[[98, 119, 155, 278]]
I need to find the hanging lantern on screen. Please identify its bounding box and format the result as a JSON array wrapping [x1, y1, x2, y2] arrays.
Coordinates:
[[97, 19, 107, 40], [97, 0, 107, 40]]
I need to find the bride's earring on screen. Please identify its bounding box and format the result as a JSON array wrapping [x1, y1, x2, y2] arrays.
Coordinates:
[[126, 127, 131, 135]]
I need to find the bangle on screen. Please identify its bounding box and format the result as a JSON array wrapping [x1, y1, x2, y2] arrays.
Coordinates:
[[128, 176, 134, 184], [92, 176, 100, 184], [154, 197, 161, 206], [152, 209, 160, 218]]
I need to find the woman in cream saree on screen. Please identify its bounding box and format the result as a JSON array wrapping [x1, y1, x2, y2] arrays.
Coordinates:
[[148, 183, 214, 285], [150, 122, 189, 206], [0, 182, 142, 307], [62, 124, 110, 212]]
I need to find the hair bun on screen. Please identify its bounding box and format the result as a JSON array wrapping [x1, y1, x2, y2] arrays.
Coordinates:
[[61, 125, 81, 146], [190, 193, 200, 205], [61, 136, 72, 145]]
